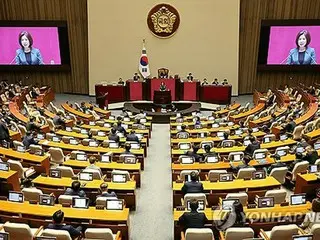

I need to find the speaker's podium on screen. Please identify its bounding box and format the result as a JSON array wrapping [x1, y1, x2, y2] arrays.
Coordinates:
[[153, 90, 172, 105]]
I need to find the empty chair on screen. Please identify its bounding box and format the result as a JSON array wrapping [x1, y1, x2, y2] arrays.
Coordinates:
[[179, 155, 195, 164], [236, 168, 256, 179], [39, 115, 47, 125], [13, 140, 24, 149], [49, 147, 65, 165], [72, 127, 81, 133], [208, 170, 227, 182], [224, 227, 254, 240], [183, 193, 207, 208], [226, 192, 248, 206], [269, 167, 288, 184], [96, 196, 118, 207], [296, 94, 302, 103], [18, 124, 27, 137], [183, 228, 213, 240], [42, 229, 72, 240], [290, 161, 309, 181], [314, 118, 320, 130], [7, 159, 36, 179], [85, 228, 120, 240], [55, 166, 75, 178], [83, 169, 102, 180], [119, 153, 136, 163], [265, 189, 287, 204], [180, 170, 199, 181], [22, 188, 43, 202], [292, 125, 304, 140], [244, 115, 254, 127], [259, 224, 298, 240], [3, 222, 43, 240], [303, 122, 314, 134], [221, 140, 235, 148], [47, 118, 56, 132]]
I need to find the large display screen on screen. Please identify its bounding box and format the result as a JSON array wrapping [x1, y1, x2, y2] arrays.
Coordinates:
[[258, 20, 320, 71], [0, 21, 70, 71]]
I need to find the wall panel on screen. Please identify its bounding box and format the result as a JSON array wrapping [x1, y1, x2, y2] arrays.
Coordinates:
[[0, 0, 88, 94]]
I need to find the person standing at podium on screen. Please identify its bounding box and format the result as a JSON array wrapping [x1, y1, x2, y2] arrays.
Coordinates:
[[187, 73, 193, 81], [159, 82, 167, 91], [133, 73, 140, 81]]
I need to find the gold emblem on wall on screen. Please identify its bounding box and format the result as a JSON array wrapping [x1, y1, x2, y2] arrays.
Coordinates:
[[147, 4, 180, 38]]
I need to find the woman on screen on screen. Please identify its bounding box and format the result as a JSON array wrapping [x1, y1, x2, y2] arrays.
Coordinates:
[[286, 30, 316, 65], [15, 31, 44, 65]]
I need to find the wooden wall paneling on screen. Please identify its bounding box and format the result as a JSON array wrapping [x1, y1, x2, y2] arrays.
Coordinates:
[[239, 0, 320, 94], [0, 0, 88, 94]]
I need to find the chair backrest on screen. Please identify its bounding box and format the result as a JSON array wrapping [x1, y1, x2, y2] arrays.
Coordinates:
[[56, 166, 75, 178], [176, 132, 190, 139], [180, 170, 199, 181], [269, 224, 298, 239], [18, 124, 27, 137], [70, 150, 86, 159], [3, 222, 33, 240], [13, 140, 24, 149], [184, 193, 207, 208], [185, 228, 213, 240], [225, 227, 254, 240], [270, 167, 288, 184], [292, 125, 304, 140], [21, 187, 43, 202], [200, 141, 214, 149], [292, 161, 309, 181], [178, 142, 192, 150], [237, 168, 256, 179], [244, 114, 254, 126], [222, 140, 235, 148], [96, 196, 118, 207], [119, 153, 136, 162], [265, 189, 287, 204], [226, 192, 248, 206], [85, 228, 114, 240], [83, 169, 102, 180], [42, 229, 72, 240], [311, 223, 320, 239], [10, 121, 20, 134], [39, 116, 47, 125], [47, 118, 56, 131], [73, 127, 81, 133], [296, 94, 302, 102], [8, 159, 24, 179], [208, 170, 227, 182], [61, 136, 73, 144], [49, 147, 65, 164], [314, 118, 320, 130]]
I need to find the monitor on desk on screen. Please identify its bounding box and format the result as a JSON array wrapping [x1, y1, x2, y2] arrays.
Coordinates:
[[106, 199, 124, 210], [228, 122, 234, 126], [109, 142, 119, 148], [89, 141, 98, 147], [212, 123, 220, 128], [179, 143, 191, 150], [49, 169, 61, 178], [76, 153, 87, 161], [79, 172, 93, 181], [122, 124, 128, 130], [104, 123, 111, 128], [296, 147, 305, 153], [233, 154, 241, 161], [37, 133, 45, 140], [39, 194, 55, 206], [222, 198, 239, 210], [235, 129, 243, 136], [252, 128, 259, 133], [219, 173, 233, 182], [206, 155, 218, 163], [309, 165, 319, 173], [136, 134, 143, 140], [101, 154, 111, 163], [217, 132, 224, 138], [66, 127, 72, 132], [276, 150, 287, 157], [257, 197, 274, 208], [8, 191, 24, 203], [81, 129, 88, 134], [52, 136, 61, 142], [34, 149, 44, 156], [0, 233, 9, 240], [112, 174, 127, 183], [187, 200, 205, 211], [243, 140, 251, 146], [280, 134, 288, 141], [253, 170, 266, 179], [0, 162, 9, 171], [290, 194, 306, 205], [73, 197, 89, 209], [124, 156, 136, 164], [314, 142, 320, 150], [89, 121, 95, 126], [255, 152, 266, 160], [97, 131, 106, 137], [176, 125, 182, 131], [263, 137, 271, 143], [292, 235, 313, 240], [180, 156, 194, 164], [199, 132, 206, 138], [69, 139, 78, 145], [130, 143, 140, 149], [17, 145, 26, 153]]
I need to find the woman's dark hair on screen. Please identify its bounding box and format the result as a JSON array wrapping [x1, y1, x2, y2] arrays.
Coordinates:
[[53, 210, 64, 224], [296, 30, 311, 48], [19, 31, 33, 48]]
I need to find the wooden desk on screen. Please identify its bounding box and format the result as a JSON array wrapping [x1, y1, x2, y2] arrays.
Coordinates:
[[170, 126, 240, 138], [0, 200, 130, 240], [173, 203, 311, 240], [172, 177, 281, 207], [43, 109, 73, 127], [63, 160, 141, 187], [104, 119, 152, 129], [0, 147, 50, 174], [0, 170, 20, 191], [33, 176, 137, 210], [9, 130, 21, 141], [303, 128, 320, 140], [61, 103, 94, 122], [215, 103, 241, 116], [85, 103, 111, 118], [229, 102, 265, 123], [249, 107, 287, 128], [295, 173, 320, 198], [171, 139, 297, 159]]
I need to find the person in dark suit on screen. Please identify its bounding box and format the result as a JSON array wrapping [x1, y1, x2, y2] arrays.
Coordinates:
[[216, 202, 246, 231], [181, 171, 204, 195], [64, 181, 86, 197], [286, 30, 317, 65], [118, 78, 124, 85], [98, 183, 117, 198], [186, 145, 202, 162], [22, 131, 38, 149], [47, 210, 82, 239], [284, 117, 297, 134], [123, 143, 133, 155], [126, 130, 139, 142], [244, 136, 261, 157], [288, 152, 304, 172], [202, 144, 217, 159], [266, 154, 287, 174], [230, 155, 251, 172], [26, 116, 40, 132], [53, 112, 66, 129], [115, 121, 127, 135], [201, 78, 209, 86], [178, 200, 208, 231], [0, 120, 10, 144], [108, 128, 120, 143], [80, 102, 88, 113], [303, 146, 319, 165], [187, 73, 193, 81], [133, 73, 140, 81], [221, 79, 229, 85], [212, 78, 219, 85]]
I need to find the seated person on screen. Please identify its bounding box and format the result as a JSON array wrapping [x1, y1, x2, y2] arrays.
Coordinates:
[[221, 79, 229, 85], [194, 116, 201, 127], [133, 72, 140, 81], [115, 121, 127, 135], [53, 111, 66, 129], [201, 78, 208, 86], [244, 136, 260, 156], [98, 183, 117, 198], [64, 180, 86, 197], [217, 132, 229, 147], [300, 198, 320, 231], [22, 131, 39, 149], [230, 155, 251, 172], [288, 152, 304, 172], [186, 145, 202, 162], [134, 110, 146, 120], [47, 210, 82, 239], [123, 143, 133, 155], [159, 82, 167, 91], [187, 73, 193, 81], [266, 154, 286, 174], [212, 78, 219, 85], [26, 116, 41, 132], [80, 102, 88, 113], [284, 116, 296, 134], [126, 130, 139, 142], [176, 125, 189, 138], [202, 144, 217, 158], [85, 156, 103, 177], [118, 77, 124, 85], [178, 200, 208, 232], [303, 146, 319, 165], [108, 128, 120, 143], [181, 171, 204, 195]]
